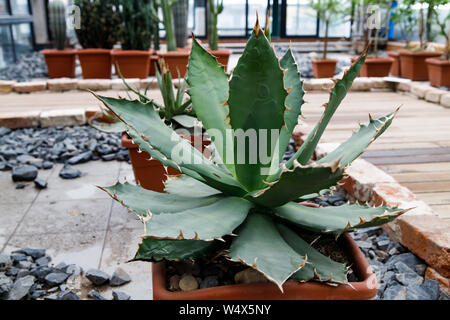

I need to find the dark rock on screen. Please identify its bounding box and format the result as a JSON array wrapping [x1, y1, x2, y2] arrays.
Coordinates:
[[11, 253, 28, 263], [88, 290, 108, 300], [383, 284, 406, 300], [393, 261, 416, 274], [110, 267, 131, 286], [35, 256, 51, 267], [65, 264, 83, 277], [355, 240, 372, 249], [44, 293, 59, 300], [16, 269, 31, 278], [406, 281, 439, 300], [15, 183, 26, 189], [6, 267, 19, 277], [200, 275, 219, 289], [0, 274, 13, 296], [59, 164, 81, 179], [112, 290, 131, 300], [12, 165, 38, 182], [42, 161, 54, 170], [395, 273, 423, 286], [386, 253, 422, 271], [420, 280, 440, 300], [44, 272, 69, 286], [0, 254, 12, 270], [55, 262, 67, 271], [16, 260, 33, 270], [30, 290, 46, 299], [30, 266, 54, 281], [13, 248, 46, 259], [377, 239, 390, 250], [58, 290, 80, 300], [101, 153, 116, 161], [34, 178, 47, 189], [0, 127, 11, 137], [67, 151, 92, 165], [85, 269, 110, 286], [7, 275, 35, 300]]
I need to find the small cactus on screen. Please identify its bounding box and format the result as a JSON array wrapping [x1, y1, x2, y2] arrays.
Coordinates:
[[49, 0, 67, 50], [120, 0, 153, 51], [207, 0, 223, 51]]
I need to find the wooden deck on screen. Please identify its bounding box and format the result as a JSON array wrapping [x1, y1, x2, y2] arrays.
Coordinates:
[[302, 91, 450, 220], [1, 89, 449, 219]]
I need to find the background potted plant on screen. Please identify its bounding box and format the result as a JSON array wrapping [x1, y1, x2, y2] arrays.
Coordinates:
[[111, 0, 153, 79], [206, 0, 232, 70], [93, 21, 407, 300], [425, 9, 450, 87], [153, 0, 190, 78], [74, 0, 121, 79], [398, 0, 443, 81], [42, 0, 76, 78], [173, 0, 189, 49], [356, 0, 394, 77], [309, 0, 341, 78]]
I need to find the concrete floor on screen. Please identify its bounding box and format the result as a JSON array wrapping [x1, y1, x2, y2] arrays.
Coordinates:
[[0, 160, 153, 300]]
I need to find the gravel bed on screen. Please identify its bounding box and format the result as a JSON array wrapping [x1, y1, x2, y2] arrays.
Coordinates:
[[0, 249, 132, 300], [0, 125, 129, 187], [0, 52, 48, 82]]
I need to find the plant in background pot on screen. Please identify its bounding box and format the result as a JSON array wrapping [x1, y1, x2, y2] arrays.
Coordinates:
[[42, 0, 76, 78], [398, 0, 443, 81], [93, 20, 407, 300], [309, 0, 341, 78], [206, 0, 232, 70], [92, 59, 201, 192], [425, 10, 450, 87], [74, 0, 121, 79], [111, 0, 153, 79], [172, 0, 189, 49], [153, 0, 190, 78]]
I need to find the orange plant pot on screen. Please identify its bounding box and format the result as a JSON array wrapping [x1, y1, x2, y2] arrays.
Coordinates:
[[208, 49, 232, 71], [111, 49, 151, 79], [157, 49, 190, 78], [357, 57, 394, 77], [311, 59, 338, 78], [122, 133, 210, 192], [152, 233, 378, 300], [399, 50, 443, 81], [387, 51, 401, 76], [77, 48, 112, 79], [425, 58, 450, 88], [148, 55, 159, 76], [42, 49, 76, 78]]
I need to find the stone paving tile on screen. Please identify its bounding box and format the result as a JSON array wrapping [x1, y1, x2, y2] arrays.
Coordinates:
[[0, 172, 48, 204], [34, 173, 118, 203], [0, 235, 8, 250], [15, 198, 113, 235], [0, 202, 30, 240], [109, 201, 142, 231], [64, 161, 122, 177], [3, 230, 105, 270]]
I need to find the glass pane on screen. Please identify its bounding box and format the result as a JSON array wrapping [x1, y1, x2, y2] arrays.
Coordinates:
[[12, 23, 33, 57], [286, 0, 317, 36], [10, 0, 30, 15], [190, 0, 206, 37], [0, 25, 14, 69], [0, 0, 8, 15], [218, 0, 246, 37], [318, 16, 351, 38], [248, 0, 268, 33]]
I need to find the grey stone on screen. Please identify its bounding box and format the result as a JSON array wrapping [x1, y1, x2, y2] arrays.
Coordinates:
[[35, 256, 51, 266], [415, 264, 426, 276], [7, 275, 35, 300], [406, 282, 438, 300], [421, 280, 440, 300], [112, 290, 131, 300], [200, 275, 219, 289], [16, 269, 31, 278], [383, 284, 406, 300], [11, 253, 28, 263], [67, 151, 92, 165], [34, 178, 47, 189], [42, 161, 54, 170], [16, 260, 32, 269], [0, 127, 11, 137], [58, 290, 80, 300], [65, 264, 83, 276], [6, 267, 19, 277], [88, 290, 108, 300], [13, 248, 46, 259], [12, 165, 38, 182], [110, 267, 131, 287], [393, 261, 416, 274], [30, 290, 46, 299], [377, 239, 390, 250], [0, 254, 12, 270], [59, 164, 81, 179], [85, 269, 110, 286], [44, 293, 59, 300], [439, 290, 450, 300], [0, 274, 13, 296], [356, 240, 372, 249], [31, 266, 53, 280], [386, 253, 422, 271], [44, 272, 69, 286], [395, 273, 423, 286], [55, 262, 67, 271]]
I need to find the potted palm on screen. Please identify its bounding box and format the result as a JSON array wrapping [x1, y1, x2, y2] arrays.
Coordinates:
[[42, 0, 76, 78], [153, 0, 190, 78], [310, 0, 341, 78], [398, 1, 442, 80], [207, 0, 232, 70], [111, 0, 153, 79], [93, 20, 407, 300], [425, 10, 450, 87], [74, 0, 121, 79]]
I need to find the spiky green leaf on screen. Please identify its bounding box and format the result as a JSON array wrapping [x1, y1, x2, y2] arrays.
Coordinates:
[[228, 213, 307, 290], [273, 202, 407, 235], [164, 175, 221, 197], [144, 197, 252, 241], [90, 121, 127, 133]]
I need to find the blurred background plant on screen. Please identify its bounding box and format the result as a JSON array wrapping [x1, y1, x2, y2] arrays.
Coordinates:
[[207, 0, 224, 51], [120, 0, 153, 50], [49, 0, 67, 50]]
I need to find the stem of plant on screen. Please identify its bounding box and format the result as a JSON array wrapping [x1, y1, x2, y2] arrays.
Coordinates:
[[323, 19, 329, 60]]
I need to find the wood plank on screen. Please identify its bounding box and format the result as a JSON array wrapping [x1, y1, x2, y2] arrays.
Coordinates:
[[378, 162, 450, 174], [416, 192, 450, 205], [364, 153, 450, 165], [429, 205, 450, 219], [363, 148, 450, 158], [391, 172, 450, 183], [401, 181, 450, 193]]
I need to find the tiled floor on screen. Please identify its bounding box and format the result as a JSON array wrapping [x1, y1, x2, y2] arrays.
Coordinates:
[[0, 160, 153, 299]]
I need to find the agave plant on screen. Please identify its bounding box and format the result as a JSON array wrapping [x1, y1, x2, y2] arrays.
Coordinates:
[[93, 20, 406, 290]]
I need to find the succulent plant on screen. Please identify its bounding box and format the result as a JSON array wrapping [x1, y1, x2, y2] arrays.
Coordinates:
[[49, 0, 67, 50], [151, 0, 178, 51], [74, 0, 121, 49], [120, 0, 153, 50], [172, 0, 189, 48], [94, 20, 407, 290], [207, 0, 224, 51]]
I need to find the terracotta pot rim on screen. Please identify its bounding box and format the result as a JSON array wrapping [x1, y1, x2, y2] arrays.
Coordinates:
[[41, 49, 76, 55], [208, 49, 232, 55], [398, 49, 443, 57], [365, 57, 395, 64], [152, 233, 377, 300], [311, 59, 338, 64], [425, 57, 450, 65], [76, 48, 111, 55], [111, 49, 153, 56], [387, 50, 400, 57]]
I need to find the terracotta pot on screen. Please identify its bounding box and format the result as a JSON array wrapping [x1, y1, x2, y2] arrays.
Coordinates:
[[111, 49, 151, 79], [122, 133, 210, 192], [157, 49, 190, 78], [42, 49, 76, 78], [398, 50, 443, 81], [355, 57, 394, 77], [148, 55, 159, 76], [311, 59, 338, 78], [76, 48, 112, 79], [425, 57, 450, 88], [208, 49, 232, 71], [152, 233, 377, 300], [387, 51, 401, 76]]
